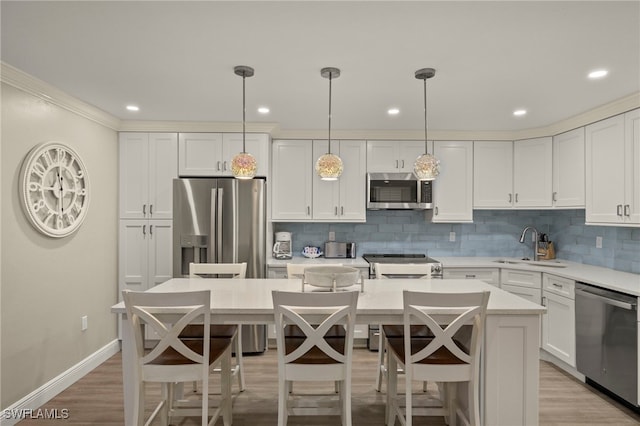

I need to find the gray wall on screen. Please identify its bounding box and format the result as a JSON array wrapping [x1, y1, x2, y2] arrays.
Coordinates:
[[275, 209, 640, 274], [1, 83, 119, 407]]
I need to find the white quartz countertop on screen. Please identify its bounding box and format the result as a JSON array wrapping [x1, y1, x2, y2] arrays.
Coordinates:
[[438, 257, 640, 297]]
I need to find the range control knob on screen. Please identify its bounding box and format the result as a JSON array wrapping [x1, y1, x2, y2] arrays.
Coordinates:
[[431, 264, 442, 274]]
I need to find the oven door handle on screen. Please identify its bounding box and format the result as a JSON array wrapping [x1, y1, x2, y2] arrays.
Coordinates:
[[575, 288, 636, 311]]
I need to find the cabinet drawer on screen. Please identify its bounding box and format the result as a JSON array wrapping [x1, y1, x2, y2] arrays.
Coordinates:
[[542, 274, 575, 299], [443, 268, 500, 286], [501, 269, 542, 289], [502, 283, 542, 305]]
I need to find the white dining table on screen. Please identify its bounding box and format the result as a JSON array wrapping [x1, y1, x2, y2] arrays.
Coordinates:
[[112, 278, 545, 426]]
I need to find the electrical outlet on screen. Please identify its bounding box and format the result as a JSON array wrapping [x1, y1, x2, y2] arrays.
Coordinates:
[[449, 231, 456, 242], [81, 316, 88, 331], [596, 236, 603, 249], [328, 231, 335, 241]]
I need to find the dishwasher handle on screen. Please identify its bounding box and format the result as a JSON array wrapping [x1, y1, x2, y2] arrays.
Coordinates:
[[575, 287, 636, 311]]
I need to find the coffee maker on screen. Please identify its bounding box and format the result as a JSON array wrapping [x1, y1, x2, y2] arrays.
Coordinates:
[[273, 232, 292, 259]]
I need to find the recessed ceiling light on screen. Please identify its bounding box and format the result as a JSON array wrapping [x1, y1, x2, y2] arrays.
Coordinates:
[[257, 106, 270, 114], [388, 108, 400, 115], [588, 69, 608, 79], [513, 109, 527, 117], [126, 105, 139, 112]]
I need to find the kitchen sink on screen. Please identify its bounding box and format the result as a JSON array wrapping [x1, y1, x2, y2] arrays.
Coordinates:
[[493, 259, 567, 268]]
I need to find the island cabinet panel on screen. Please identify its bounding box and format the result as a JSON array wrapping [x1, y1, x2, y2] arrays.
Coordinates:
[[586, 109, 640, 226], [541, 274, 576, 367], [432, 140, 473, 222]]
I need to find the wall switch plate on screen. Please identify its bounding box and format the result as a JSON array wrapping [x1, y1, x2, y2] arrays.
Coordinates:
[[328, 231, 335, 241], [449, 231, 456, 242], [596, 236, 603, 249], [81, 316, 88, 331]]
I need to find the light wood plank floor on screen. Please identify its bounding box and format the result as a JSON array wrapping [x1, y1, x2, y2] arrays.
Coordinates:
[[16, 348, 640, 425]]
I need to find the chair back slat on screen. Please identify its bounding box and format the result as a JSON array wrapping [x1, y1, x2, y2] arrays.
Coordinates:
[[189, 262, 247, 279]]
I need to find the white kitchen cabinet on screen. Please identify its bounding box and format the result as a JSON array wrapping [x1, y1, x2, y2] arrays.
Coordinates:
[[586, 109, 640, 225], [443, 268, 500, 287], [500, 269, 542, 304], [541, 274, 575, 367], [119, 220, 173, 292], [178, 132, 269, 177], [431, 140, 473, 222], [366, 140, 428, 172], [552, 128, 585, 208], [501, 283, 542, 305], [474, 138, 552, 209], [119, 132, 178, 219], [272, 140, 313, 220], [312, 140, 366, 221]]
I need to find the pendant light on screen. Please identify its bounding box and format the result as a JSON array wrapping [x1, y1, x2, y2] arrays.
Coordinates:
[[315, 67, 343, 181], [231, 65, 258, 179], [413, 68, 440, 181]]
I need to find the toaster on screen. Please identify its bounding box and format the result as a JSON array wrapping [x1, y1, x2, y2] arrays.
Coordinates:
[[324, 242, 356, 259]]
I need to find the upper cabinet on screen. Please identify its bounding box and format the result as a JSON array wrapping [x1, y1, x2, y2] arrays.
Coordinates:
[[119, 132, 178, 219], [178, 132, 269, 177], [474, 138, 552, 209], [552, 128, 585, 208], [431, 140, 473, 222], [586, 109, 640, 226], [272, 139, 366, 222], [366, 140, 427, 172], [312, 140, 367, 221]]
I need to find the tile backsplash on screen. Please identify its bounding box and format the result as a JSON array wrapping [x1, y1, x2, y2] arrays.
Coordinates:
[[274, 210, 640, 274]]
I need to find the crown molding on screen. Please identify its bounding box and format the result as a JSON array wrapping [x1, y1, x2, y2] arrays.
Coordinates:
[[1, 62, 121, 130], [118, 120, 280, 134]]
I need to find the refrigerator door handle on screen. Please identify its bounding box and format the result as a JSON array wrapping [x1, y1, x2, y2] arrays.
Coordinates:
[[217, 187, 224, 263], [210, 187, 217, 263]]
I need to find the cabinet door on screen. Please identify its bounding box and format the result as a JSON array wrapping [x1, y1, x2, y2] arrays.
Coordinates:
[[222, 133, 270, 177], [398, 141, 429, 172], [337, 140, 367, 221], [148, 133, 178, 219], [553, 128, 585, 208], [542, 291, 575, 367], [119, 220, 148, 292], [514, 137, 552, 207], [367, 141, 399, 172], [178, 133, 223, 176], [586, 114, 626, 224], [432, 141, 473, 222], [119, 133, 149, 219], [272, 140, 313, 220], [624, 109, 640, 224], [473, 141, 514, 208], [312, 140, 340, 220], [501, 283, 541, 305], [148, 220, 173, 286]]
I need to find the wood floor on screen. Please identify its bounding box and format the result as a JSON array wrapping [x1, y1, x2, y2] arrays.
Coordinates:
[[17, 348, 640, 425]]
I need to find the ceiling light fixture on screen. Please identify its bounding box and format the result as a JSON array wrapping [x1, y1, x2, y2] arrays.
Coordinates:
[[315, 67, 343, 181], [588, 69, 608, 79], [126, 105, 139, 112], [513, 109, 527, 116], [231, 65, 258, 180], [257, 106, 270, 114], [388, 108, 400, 115], [413, 68, 440, 181]]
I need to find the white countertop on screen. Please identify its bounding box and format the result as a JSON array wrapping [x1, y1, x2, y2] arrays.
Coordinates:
[[267, 255, 640, 296]]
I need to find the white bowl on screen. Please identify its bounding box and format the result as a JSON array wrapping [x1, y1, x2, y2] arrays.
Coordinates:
[[304, 266, 360, 288]]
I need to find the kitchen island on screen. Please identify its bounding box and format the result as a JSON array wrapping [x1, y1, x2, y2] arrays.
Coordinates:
[[112, 278, 545, 426]]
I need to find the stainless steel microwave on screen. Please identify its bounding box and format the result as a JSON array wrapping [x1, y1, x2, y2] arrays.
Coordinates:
[[367, 172, 433, 210]]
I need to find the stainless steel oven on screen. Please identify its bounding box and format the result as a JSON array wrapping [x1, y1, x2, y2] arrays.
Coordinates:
[[575, 282, 638, 408], [362, 253, 443, 351]]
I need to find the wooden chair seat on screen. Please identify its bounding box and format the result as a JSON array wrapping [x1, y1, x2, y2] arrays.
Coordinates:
[[385, 337, 469, 365], [180, 324, 239, 339], [151, 338, 234, 365], [381, 324, 432, 338]]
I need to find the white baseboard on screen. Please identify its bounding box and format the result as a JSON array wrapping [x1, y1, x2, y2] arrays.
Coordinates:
[[1, 340, 120, 426]]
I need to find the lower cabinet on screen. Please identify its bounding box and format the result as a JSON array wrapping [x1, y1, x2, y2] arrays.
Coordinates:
[[541, 274, 576, 367], [500, 269, 542, 304], [443, 267, 500, 286]]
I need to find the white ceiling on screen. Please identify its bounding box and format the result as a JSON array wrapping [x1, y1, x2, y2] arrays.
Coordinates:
[[2, 1, 639, 133]]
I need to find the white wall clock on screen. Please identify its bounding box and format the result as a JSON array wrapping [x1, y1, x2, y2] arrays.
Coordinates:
[[19, 141, 90, 238]]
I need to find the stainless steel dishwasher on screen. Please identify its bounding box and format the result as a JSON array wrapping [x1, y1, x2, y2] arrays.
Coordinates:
[[575, 282, 638, 408]]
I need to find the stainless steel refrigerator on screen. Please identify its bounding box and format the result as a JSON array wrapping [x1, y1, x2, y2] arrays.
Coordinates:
[[173, 177, 267, 353]]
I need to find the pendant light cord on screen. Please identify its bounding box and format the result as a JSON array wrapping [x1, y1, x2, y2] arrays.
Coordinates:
[[242, 73, 246, 153], [328, 72, 333, 154], [423, 77, 428, 154]]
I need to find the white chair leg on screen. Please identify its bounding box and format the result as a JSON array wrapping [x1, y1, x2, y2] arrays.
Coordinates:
[[221, 349, 232, 426], [277, 376, 287, 426], [343, 379, 352, 426], [405, 366, 412, 426], [469, 379, 479, 426], [386, 354, 397, 426], [375, 325, 385, 392], [235, 325, 246, 392]]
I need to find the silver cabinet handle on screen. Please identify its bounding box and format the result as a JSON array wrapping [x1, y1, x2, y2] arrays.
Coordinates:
[[401, 160, 405, 169], [508, 193, 512, 203], [624, 204, 630, 217], [515, 193, 519, 203], [553, 192, 557, 202], [149, 204, 153, 216], [395, 160, 399, 169], [217, 161, 222, 171], [307, 206, 311, 216], [341, 206, 344, 215], [335, 206, 338, 216], [149, 224, 153, 236], [223, 161, 228, 171], [465, 274, 476, 278], [542, 296, 546, 307], [617, 204, 623, 216], [142, 224, 146, 236], [434, 206, 439, 216], [142, 204, 146, 216], [552, 283, 563, 288]]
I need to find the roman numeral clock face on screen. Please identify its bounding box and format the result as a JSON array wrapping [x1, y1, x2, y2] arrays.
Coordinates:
[[20, 142, 90, 238]]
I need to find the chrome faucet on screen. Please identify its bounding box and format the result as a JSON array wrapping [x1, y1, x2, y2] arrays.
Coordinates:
[[519, 226, 540, 261]]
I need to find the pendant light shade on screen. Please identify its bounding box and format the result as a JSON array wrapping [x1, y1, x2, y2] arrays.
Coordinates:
[[231, 65, 258, 179], [316, 67, 343, 181], [413, 68, 440, 181]]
